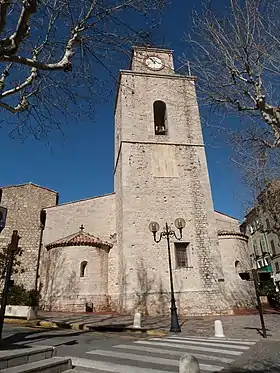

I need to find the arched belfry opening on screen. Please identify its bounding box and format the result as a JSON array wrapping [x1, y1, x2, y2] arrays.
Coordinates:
[[153, 100, 167, 135]]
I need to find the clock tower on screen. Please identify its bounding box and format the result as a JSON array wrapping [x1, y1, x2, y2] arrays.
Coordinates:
[[111, 46, 230, 315]]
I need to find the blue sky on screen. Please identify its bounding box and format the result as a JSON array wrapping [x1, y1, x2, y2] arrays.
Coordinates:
[[0, 0, 250, 221]]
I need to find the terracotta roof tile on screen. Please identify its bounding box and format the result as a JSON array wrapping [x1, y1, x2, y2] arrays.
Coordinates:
[[46, 229, 113, 250], [218, 230, 248, 239]]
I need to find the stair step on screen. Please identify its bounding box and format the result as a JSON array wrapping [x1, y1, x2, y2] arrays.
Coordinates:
[[0, 346, 56, 369], [0, 356, 72, 373]]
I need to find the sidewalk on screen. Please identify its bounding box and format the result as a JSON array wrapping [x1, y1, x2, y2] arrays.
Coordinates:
[[223, 339, 280, 372], [35, 310, 171, 336], [5, 309, 280, 340]]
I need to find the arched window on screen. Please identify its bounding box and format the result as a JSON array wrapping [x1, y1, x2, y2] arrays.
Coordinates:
[[80, 261, 88, 277], [235, 260, 250, 280], [234, 260, 241, 272], [153, 100, 167, 135]]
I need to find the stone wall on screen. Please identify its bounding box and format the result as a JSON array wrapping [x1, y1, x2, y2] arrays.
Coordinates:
[[0, 48, 255, 316], [218, 233, 255, 309], [0, 183, 57, 290], [114, 48, 232, 316], [130, 46, 175, 76], [42, 193, 115, 246], [40, 245, 110, 312], [215, 211, 240, 233], [41, 193, 116, 311]]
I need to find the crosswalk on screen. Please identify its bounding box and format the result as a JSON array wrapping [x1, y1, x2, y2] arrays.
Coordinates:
[[68, 335, 257, 372]]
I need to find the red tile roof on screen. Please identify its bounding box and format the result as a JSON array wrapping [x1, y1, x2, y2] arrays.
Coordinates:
[[46, 229, 113, 251], [218, 230, 248, 239]]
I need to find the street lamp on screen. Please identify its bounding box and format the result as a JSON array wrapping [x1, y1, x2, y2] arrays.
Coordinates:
[[149, 218, 186, 333]]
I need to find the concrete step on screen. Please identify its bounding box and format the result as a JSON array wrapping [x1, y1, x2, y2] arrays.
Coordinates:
[[0, 356, 72, 373], [0, 346, 56, 369]]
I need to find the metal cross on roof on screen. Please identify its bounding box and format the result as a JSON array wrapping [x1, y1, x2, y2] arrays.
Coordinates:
[[79, 224, 85, 232]]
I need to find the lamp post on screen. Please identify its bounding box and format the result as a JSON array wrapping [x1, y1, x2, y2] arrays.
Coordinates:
[[251, 249, 268, 339], [149, 218, 186, 333], [251, 268, 267, 338]]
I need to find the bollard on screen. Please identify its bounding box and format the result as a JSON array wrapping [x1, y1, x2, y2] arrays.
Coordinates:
[[214, 319, 225, 338], [179, 354, 201, 373], [133, 311, 141, 328]]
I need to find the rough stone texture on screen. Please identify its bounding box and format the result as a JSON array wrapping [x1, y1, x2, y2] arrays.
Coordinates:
[[215, 211, 255, 308], [114, 47, 233, 316], [42, 194, 115, 246], [40, 193, 116, 311], [130, 47, 175, 76], [0, 47, 255, 316], [0, 183, 57, 290], [40, 244, 110, 312], [215, 211, 240, 232], [218, 233, 255, 309]]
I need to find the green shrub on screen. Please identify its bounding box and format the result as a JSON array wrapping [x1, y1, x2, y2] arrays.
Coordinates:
[[7, 284, 40, 307]]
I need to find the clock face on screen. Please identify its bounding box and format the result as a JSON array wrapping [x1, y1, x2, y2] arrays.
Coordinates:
[[145, 56, 163, 71]]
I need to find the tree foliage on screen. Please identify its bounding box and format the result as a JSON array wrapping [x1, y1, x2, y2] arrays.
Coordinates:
[[0, 245, 23, 280], [0, 0, 166, 137], [7, 284, 39, 307], [185, 0, 280, 151]]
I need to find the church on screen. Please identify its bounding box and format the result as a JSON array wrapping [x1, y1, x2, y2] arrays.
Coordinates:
[[0, 47, 254, 315]]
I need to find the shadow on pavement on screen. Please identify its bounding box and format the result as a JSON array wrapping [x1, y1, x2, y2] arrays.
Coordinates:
[[243, 326, 271, 338], [0, 328, 87, 350]]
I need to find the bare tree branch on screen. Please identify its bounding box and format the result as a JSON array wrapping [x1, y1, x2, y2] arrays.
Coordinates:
[[0, 62, 12, 90], [1, 67, 37, 98], [0, 0, 37, 56], [0, 0, 12, 34], [0, 0, 166, 137], [184, 0, 280, 149]]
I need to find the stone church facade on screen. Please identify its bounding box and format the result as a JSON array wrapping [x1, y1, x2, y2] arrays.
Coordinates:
[[0, 47, 254, 315]]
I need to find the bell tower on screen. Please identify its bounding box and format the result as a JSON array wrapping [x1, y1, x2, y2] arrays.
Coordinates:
[[112, 46, 231, 315]]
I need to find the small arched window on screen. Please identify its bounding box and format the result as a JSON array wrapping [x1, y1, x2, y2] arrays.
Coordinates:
[[153, 100, 167, 135], [235, 260, 250, 280], [234, 260, 241, 272], [80, 261, 88, 277]]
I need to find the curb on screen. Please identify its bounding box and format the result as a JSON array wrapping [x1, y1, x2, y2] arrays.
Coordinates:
[[4, 318, 168, 337], [4, 318, 38, 327], [38, 321, 60, 329], [146, 329, 168, 337]]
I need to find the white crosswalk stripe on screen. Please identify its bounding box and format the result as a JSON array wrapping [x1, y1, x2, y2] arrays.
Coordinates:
[[150, 337, 251, 349], [68, 335, 257, 372], [112, 344, 235, 364], [135, 340, 244, 355], [86, 350, 223, 371], [168, 336, 257, 345]]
